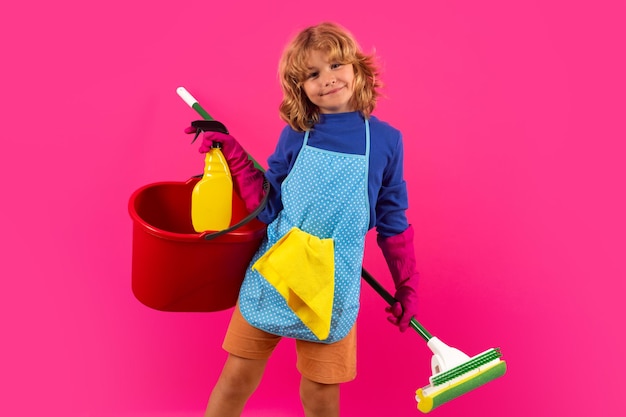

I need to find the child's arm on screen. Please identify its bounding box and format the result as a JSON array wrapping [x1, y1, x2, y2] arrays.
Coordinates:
[[377, 225, 419, 332]]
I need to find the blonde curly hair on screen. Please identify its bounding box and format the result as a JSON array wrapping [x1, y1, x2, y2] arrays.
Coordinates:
[[278, 22, 382, 132]]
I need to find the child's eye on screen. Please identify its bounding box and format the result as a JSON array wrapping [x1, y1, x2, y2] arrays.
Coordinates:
[[307, 71, 319, 79], [331, 63, 343, 69]]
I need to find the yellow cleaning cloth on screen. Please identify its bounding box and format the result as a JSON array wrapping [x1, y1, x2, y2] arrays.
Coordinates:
[[252, 227, 335, 340]]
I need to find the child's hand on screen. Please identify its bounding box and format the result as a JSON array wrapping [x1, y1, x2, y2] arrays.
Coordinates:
[[184, 127, 239, 155], [185, 126, 266, 213], [386, 283, 418, 332]]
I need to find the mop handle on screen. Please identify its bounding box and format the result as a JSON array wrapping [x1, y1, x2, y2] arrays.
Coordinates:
[[177, 86, 265, 172], [361, 267, 433, 342]]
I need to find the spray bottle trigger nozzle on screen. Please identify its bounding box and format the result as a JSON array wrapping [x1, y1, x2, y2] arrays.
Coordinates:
[[189, 120, 229, 144]]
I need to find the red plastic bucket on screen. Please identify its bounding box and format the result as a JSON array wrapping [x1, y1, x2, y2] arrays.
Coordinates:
[[128, 177, 266, 312]]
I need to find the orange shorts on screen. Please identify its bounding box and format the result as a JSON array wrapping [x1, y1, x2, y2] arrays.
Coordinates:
[[223, 305, 357, 384]]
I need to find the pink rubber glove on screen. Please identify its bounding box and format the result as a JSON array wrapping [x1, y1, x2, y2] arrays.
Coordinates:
[[185, 127, 265, 213], [377, 225, 419, 332]]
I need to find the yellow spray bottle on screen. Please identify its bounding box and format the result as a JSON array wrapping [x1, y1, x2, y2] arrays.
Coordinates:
[[191, 142, 233, 232]]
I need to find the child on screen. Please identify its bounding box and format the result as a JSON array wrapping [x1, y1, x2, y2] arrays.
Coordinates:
[[187, 22, 419, 417]]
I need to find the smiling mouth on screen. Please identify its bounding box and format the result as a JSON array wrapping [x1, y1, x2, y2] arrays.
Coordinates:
[[321, 85, 344, 96]]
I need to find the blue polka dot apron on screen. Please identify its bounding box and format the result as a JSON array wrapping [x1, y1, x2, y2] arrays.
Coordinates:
[[238, 119, 371, 343]]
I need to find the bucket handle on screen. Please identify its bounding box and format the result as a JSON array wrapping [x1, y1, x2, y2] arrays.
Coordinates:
[[200, 179, 270, 241]]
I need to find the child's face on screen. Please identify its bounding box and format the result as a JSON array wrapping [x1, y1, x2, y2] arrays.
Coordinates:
[[302, 49, 355, 114]]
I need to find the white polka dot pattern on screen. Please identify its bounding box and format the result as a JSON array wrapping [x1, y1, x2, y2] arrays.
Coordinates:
[[239, 121, 371, 343]]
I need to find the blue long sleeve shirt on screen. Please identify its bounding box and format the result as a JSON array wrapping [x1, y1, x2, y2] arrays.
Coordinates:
[[258, 111, 409, 238]]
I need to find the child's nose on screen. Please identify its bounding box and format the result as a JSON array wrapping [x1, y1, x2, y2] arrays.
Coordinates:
[[321, 70, 336, 86], [324, 74, 336, 86]]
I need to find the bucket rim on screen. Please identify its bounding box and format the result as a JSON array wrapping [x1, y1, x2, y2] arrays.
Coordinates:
[[128, 179, 266, 243]]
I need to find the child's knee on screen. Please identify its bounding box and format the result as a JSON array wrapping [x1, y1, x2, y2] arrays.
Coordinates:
[[217, 355, 266, 399], [300, 378, 339, 414]]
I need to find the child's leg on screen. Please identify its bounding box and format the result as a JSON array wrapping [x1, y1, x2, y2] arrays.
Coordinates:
[[204, 353, 268, 417], [207, 305, 281, 416], [296, 326, 357, 417], [300, 377, 340, 417]]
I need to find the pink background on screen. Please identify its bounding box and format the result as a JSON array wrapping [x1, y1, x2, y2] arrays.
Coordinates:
[[2, 1, 625, 416]]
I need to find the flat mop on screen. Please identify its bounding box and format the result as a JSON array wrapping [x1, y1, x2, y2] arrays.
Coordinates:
[[361, 268, 506, 413]]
